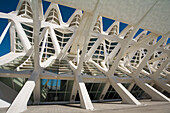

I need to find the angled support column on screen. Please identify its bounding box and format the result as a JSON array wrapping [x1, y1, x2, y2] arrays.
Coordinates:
[[6, 70, 42, 113], [9, 22, 15, 52], [91, 25, 141, 105], [14, 21, 31, 51], [7, 0, 42, 112], [133, 77, 170, 101], [150, 58, 170, 93], [85, 36, 104, 61], [99, 81, 110, 100], [73, 14, 94, 110], [152, 79, 170, 93], [33, 79, 41, 104], [49, 27, 61, 56], [76, 75, 93, 110], [71, 0, 103, 110], [104, 0, 162, 105], [57, 29, 77, 60], [70, 80, 78, 101], [130, 33, 170, 102], [0, 21, 11, 44], [128, 82, 135, 91], [108, 75, 141, 105], [103, 23, 141, 105]]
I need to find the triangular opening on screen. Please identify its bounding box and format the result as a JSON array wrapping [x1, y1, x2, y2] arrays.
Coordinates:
[[45, 8, 60, 25], [39, 33, 55, 62], [18, 1, 33, 19]]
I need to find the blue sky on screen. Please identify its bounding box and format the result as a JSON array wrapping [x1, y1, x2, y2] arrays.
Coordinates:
[[0, 0, 168, 57], [0, 0, 19, 56]]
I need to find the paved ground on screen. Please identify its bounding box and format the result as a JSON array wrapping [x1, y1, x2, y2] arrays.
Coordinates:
[[0, 100, 170, 113]]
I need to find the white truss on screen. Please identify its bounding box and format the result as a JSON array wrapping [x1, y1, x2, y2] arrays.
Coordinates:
[[0, 0, 169, 113]]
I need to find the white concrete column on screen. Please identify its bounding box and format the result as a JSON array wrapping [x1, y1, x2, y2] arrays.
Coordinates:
[[6, 71, 42, 113], [33, 79, 41, 104], [128, 82, 135, 91], [57, 29, 77, 59], [130, 33, 170, 102], [72, 0, 103, 110], [0, 22, 11, 44], [133, 77, 170, 101], [70, 80, 78, 101], [9, 22, 16, 52], [105, 18, 145, 105], [104, 24, 141, 105], [76, 75, 93, 110], [109, 76, 141, 105], [73, 12, 94, 109], [14, 21, 31, 51], [150, 58, 170, 93], [85, 37, 103, 61], [108, 43, 121, 61], [49, 26, 61, 56], [7, 0, 43, 113], [99, 81, 110, 100], [39, 28, 49, 62]]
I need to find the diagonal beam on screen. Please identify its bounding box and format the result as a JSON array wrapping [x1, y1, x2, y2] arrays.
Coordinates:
[[99, 81, 110, 100], [99, 0, 160, 105], [129, 33, 170, 101], [103, 25, 141, 105], [85, 36, 104, 61], [57, 29, 77, 59], [6, 71, 42, 113], [49, 27, 61, 56], [71, 0, 103, 110], [39, 28, 49, 62], [14, 21, 31, 51], [9, 22, 15, 52], [0, 22, 11, 44], [7, 0, 43, 113], [149, 58, 170, 93]]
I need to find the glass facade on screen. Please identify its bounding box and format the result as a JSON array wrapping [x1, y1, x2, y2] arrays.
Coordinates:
[[104, 85, 121, 100], [130, 84, 145, 99], [41, 79, 74, 102], [0, 77, 26, 92], [85, 83, 105, 100], [0, 0, 169, 108]]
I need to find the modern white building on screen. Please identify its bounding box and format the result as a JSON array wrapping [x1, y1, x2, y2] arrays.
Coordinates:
[[0, 0, 169, 113]]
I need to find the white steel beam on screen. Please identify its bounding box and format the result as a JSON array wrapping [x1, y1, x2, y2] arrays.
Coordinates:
[[149, 58, 170, 93], [98, 0, 160, 105], [99, 81, 110, 100], [0, 22, 11, 44], [7, 0, 43, 112], [85, 36, 104, 61], [49, 26, 61, 56], [33, 79, 41, 104], [72, 0, 103, 110], [57, 29, 77, 59], [14, 21, 31, 51], [39, 28, 49, 62], [130, 33, 170, 102], [73, 12, 94, 110], [9, 22, 16, 52], [128, 82, 135, 91]]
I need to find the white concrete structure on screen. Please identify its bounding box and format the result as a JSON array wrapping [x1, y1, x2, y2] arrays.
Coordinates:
[[0, 0, 169, 113]]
